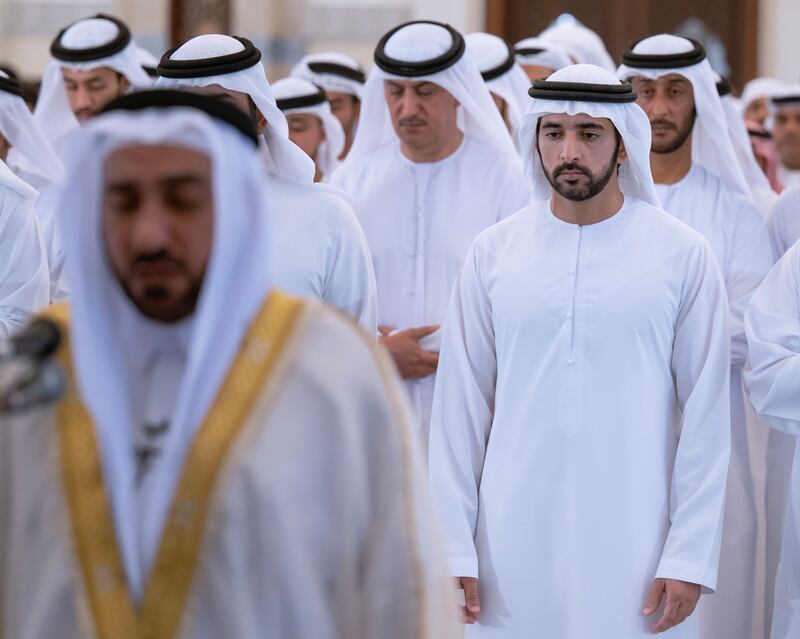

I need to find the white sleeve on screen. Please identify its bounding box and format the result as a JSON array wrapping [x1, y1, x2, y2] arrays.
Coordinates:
[[745, 241, 800, 436], [725, 198, 773, 369], [321, 202, 378, 334], [428, 240, 496, 579], [656, 240, 731, 592], [0, 194, 50, 338]]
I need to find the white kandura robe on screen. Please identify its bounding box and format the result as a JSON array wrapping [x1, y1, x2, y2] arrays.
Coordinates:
[[268, 175, 378, 333], [429, 199, 731, 639], [768, 184, 800, 258], [744, 240, 800, 639], [654, 163, 774, 639], [0, 301, 459, 638], [331, 136, 529, 438], [778, 165, 800, 190], [0, 175, 50, 337]]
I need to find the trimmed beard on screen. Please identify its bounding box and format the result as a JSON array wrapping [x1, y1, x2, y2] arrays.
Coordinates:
[[541, 136, 622, 202], [650, 108, 696, 154]]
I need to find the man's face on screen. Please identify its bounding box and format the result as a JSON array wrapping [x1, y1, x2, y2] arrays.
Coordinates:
[[537, 113, 625, 202], [773, 105, 800, 170], [631, 74, 696, 154], [744, 96, 769, 125], [102, 144, 213, 323], [384, 80, 460, 151], [62, 67, 129, 122], [287, 113, 325, 162], [186, 84, 267, 134], [521, 64, 556, 81], [326, 91, 360, 137]]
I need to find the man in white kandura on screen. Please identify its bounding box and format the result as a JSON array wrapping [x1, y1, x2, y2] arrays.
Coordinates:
[[331, 20, 529, 439], [34, 13, 152, 156], [0, 89, 458, 638], [465, 32, 532, 143], [157, 34, 377, 331], [513, 36, 571, 81], [769, 185, 800, 258], [429, 64, 731, 639], [0, 70, 68, 299], [291, 52, 366, 160], [746, 242, 800, 639], [716, 75, 778, 211], [771, 86, 800, 189], [273, 77, 346, 182], [618, 35, 774, 639]]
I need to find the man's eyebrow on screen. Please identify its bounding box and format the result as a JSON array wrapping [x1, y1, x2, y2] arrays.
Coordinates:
[[541, 122, 563, 129], [576, 123, 604, 130], [104, 181, 136, 192], [160, 174, 208, 188]]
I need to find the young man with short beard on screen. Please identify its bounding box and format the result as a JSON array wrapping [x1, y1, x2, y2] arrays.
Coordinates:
[[619, 34, 774, 639], [429, 64, 731, 639]]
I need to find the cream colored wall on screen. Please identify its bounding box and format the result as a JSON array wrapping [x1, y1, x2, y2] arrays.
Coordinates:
[[0, 0, 796, 83], [759, 0, 800, 82]]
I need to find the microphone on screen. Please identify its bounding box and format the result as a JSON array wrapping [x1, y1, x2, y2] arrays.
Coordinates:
[[0, 319, 66, 414], [0, 318, 62, 363]]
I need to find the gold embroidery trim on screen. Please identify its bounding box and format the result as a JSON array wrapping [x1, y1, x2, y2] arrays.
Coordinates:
[[51, 291, 304, 639]]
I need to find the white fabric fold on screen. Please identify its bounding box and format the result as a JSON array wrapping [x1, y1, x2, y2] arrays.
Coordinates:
[[539, 22, 616, 71]]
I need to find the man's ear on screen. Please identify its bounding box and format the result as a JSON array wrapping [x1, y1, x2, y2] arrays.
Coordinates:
[[256, 111, 267, 135], [617, 139, 628, 164], [118, 75, 131, 94]]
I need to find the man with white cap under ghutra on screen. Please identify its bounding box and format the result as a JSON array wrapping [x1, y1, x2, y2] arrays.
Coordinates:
[[0, 89, 458, 638], [34, 13, 152, 156], [291, 52, 366, 159], [157, 34, 377, 331], [465, 32, 532, 144], [272, 77, 346, 182], [429, 64, 731, 638], [619, 35, 774, 639], [331, 20, 529, 440]]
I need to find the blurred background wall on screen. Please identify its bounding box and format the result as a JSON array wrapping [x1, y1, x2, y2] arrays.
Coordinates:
[[0, 0, 797, 90]]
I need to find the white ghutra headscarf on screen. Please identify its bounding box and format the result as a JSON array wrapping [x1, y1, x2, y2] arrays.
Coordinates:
[[343, 20, 519, 165], [520, 64, 660, 207], [34, 14, 152, 154], [57, 92, 273, 600], [618, 33, 751, 199], [272, 76, 345, 178]]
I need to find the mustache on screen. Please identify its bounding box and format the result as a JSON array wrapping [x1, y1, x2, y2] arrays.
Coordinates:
[[650, 118, 677, 129], [132, 250, 186, 269], [399, 117, 426, 126], [554, 162, 590, 178]]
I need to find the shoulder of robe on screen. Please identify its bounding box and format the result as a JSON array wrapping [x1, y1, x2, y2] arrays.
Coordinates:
[[0, 167, 38, 205], [269, 173, 358, 224], [633, 200, 716, 257]]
